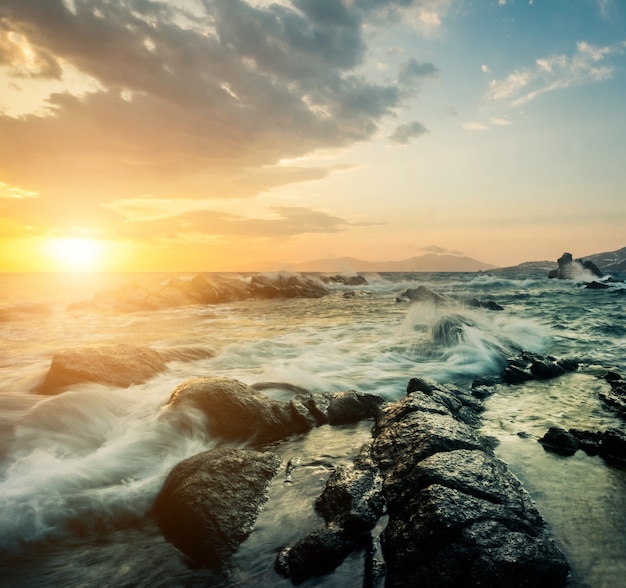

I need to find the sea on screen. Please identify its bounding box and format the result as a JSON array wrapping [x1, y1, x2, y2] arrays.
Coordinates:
[[0, 270, 625, 587]]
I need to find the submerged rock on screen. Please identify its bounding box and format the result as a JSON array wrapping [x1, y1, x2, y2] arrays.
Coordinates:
[[38, 344, 166, 394], [153, 447, 281, 568], [538, 427, 579, 456]]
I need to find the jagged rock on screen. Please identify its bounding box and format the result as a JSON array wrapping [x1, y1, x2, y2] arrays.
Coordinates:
[[538, 427, 579, 456], [165, 377, 315, 444], [566, 428, 626, 462], [249, 273, 330, 299], [585, 280, 610, 289], [275, 528, 355, 583], [548, 252, 603, 280], [371, 384, 570, 587], [531, 359, 566, 380], [38, 344, 166, 394], [320, 274, 369, 286], [153, 447, 281, 568], [315, 446, 385, 535]]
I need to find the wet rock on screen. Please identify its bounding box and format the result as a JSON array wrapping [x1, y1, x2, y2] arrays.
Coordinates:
[[325, 390, 384, 426], [531, 359, 566, 380], [371, 384, 570, 587], [585, 280, 610, 289], [498, 353, 578, 386], [538, 427, 579, 456], [154, 447, 281, 568], [569, 428, 603, 455], [315, 446, 385, 535], [321, 274, 368, 286], [249, 273, 330, 299], [396, 285, 454, 305], [599, 371, 626, 419], [165, 377, 315, 444], [548, 252, 603, 280], [275, 528, 355, 584], [38, 344, 166, 394], [599, 428, 626, 462], [431, 314, 473, 346]]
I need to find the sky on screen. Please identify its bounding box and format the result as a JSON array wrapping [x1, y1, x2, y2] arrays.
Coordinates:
[[0, 0, 625, 272]]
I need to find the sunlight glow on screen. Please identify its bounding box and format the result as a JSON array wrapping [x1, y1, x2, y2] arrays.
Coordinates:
[[44, 237, 105, 271]]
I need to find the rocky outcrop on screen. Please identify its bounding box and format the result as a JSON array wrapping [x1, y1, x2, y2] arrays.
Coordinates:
[[249, 273, 330, 299], [371, 381, 570, 587], [165, 377, 384, 445], [548, 252, 603, 280], [320, 274, 369, 286], [540, 426, 626, 463], [153, 447, 281, 568], [599, 371, 626, 419], [471, 352, 579, 396], [38, 344, 167, 394], [69, 272, 330, 313], [395, 286, 503, 311]]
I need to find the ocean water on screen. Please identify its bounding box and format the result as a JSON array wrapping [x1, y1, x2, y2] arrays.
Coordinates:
[[0, 270, 625, 587]]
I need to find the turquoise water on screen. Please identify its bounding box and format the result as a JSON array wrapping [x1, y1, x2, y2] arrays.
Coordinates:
[[0, 271, 625, 586]]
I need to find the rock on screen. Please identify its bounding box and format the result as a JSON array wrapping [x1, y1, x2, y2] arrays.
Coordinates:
[[275, 528, 355, 584], [371, 385, 570, 587], [431, 314, 472, 346], [38, 344, 166, 394], [397, 285, 454, 305], [599, 428, 626, 462], [153, 447, 281, 567], [538, 427, 579, 456], [569, 428, 603, 455], [548, 252, 603, 280], [249, 273, 330, 299], [585, 281, 610, 289], [325, 390, 384, 426], [321, 274, 368, 286], [165, 377, 315, 444], [530, 359, 566, 380], [315, 447, 385, 535], [599, 371, 626, 419], [499, 353, 577, 385]]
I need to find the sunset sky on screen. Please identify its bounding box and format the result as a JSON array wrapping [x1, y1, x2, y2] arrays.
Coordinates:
[[1, 0, 625, 272]]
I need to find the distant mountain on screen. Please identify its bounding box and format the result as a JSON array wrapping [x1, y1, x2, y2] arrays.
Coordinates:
[[584, 247, 626, 272], [253, 254, 495, 273], [493, 246, 626, 275]]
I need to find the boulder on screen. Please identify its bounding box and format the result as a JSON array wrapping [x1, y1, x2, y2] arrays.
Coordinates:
[[325, 390, 384, 425], [275, 528, 355, 584], [153, 447, 281, 567], [249, 273, 330, 299], [538, 427, 579, 456], [599, 371, 626, 419], [396, 285, 453, 305], [371, 384, 570, 587], [38, 344, 166, 394], [165, 377, 315, 444]]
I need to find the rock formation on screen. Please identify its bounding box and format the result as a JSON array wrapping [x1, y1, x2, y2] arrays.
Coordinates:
[[153, 447, 281, 567], [548, 252, 603, 280], [38, 344, 167, 394]]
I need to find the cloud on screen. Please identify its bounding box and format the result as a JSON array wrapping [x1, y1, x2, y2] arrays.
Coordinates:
[[421, 244, 464, 255], [481, 64, 491, 73], [389, 121, 429, 144], [462, 122, 488, 131], [0, 0, 442, 226], [487, 40, 626, 106], [118, 206, 355, 240], [0, 182, 39, 199]]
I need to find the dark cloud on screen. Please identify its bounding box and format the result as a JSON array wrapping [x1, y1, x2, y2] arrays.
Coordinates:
[[389, 120, 428, 143], [118, 205, 352, 240], [398, 58, 440, 84]]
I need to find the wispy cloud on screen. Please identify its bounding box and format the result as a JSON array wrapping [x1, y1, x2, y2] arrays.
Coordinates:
[[0, 182, 39, 199], [462, 122, 489, 131], [487, 40, 626, 106]]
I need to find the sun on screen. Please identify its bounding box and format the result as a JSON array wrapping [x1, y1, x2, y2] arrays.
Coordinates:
[[44, 237, 105, 271]]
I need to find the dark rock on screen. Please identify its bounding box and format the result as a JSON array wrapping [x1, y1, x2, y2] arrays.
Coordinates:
[[599, 428, 626, 462], [549, 251, 603, 280], [371, 386, 570, 587], [153, 447, 281, 568], [321, 274, 368, 286], [342, 290, 356, 298], [585, 281, 610, 289], [538, 427, 579, 456], [431, 314, 472, 346], [599, 371, 626, 419], [249, 273, 330, 299], [276, 528, 355, 584], [315, 447, 385, 535], [326, 390, 385, 425], [502, 364, 534, 384], [530, 359, 566, 380], [569, 429, 603, 455], [462, 297, 504, 311], [397, 285, 454, 305], [165, 377, 314, 444], [557, 358, 579, 372], [38, 344, 166, 394]]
